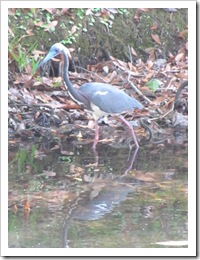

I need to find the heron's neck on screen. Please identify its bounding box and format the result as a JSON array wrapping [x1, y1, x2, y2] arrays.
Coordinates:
[[62, 49, 79, 99], [62, 49, 90, 108]]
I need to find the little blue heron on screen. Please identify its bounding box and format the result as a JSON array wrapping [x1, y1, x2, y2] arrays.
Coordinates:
[[38, 43, 143, 149]]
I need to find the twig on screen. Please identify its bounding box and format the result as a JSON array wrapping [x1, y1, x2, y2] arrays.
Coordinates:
[[149, 102, 174, 122], [127, 72, 153, 104], [128, 45, 133, 64]]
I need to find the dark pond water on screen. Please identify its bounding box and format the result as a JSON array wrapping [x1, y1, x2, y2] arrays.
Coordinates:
[[8, 133, 188, 248]]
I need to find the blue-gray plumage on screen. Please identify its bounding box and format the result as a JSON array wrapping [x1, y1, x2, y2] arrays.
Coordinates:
[[38, 43, 143, 149], [79, 82, 143, 114]]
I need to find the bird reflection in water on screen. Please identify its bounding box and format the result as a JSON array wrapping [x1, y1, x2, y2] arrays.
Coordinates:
[[37, 44, 142, 247], [61, 174, 142, 248]]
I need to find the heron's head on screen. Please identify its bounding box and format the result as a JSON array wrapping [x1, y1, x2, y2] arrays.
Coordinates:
[[38, 43, 66, 68]]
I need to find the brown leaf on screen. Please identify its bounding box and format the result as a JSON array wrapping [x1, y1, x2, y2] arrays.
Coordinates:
[[50, 145, 60, 151], [38, 93, 53, 103], [128, 62, 137, 72], [24, 199, 30, 211], [139, 8, 151, 12], [176, 72, 188, 79], [165, 63, 171, 71], [41, 77, 53, 86], [185, 42, 188, 50], [116, 59, 127, 67], [150, 23, 158, 30], [178, 29, 188, 39], [100, 9, 110, 18], [60, 150, 74, 155], [109, 70, 118, 82], [8, 26, 14, 37], [146, 60, 154, 69], [168, 52, 174, 60], [75, 167, 84, 174], [26, 29, 34, 36], [134, 11, 140, 21], [70, 25, 77, 35], [69, 164, 75, 174], [151, 34, 162, 45], [14, 74, 32, 84], [34, 21, 44, 27], [144, 71, 154, 80], [45, 8, 57, 14], [44, 21, 58, 31], [68, 47, 75, 53], [149, 49, 155, 61], [43, 170, 57, 177], [131, 47, 138, 56], [8, 8, 16, 16], [61, 8, 70, 15], [175, 52, 184, 62], [33, 50, 46, 60], [12, 204, 18, 213], [169, 12, 174, 22]]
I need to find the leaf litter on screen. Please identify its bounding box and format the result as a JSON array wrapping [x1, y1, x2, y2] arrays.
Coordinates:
[[8, 30, 188, 149]]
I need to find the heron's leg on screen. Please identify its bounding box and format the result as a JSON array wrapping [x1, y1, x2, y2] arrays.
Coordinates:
[[92, 120, 99, 150], [119, 115, 139, 148], [121, 146, 139, 176]]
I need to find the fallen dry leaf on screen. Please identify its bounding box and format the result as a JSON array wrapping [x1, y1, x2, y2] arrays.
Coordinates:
[[24, 199, 30, 211], [150, 23, 158, 30], [151, 34, 162, 45], [33, 50, 46, 60], [175, 52, 185, 62], [178, 29, 188, 39], [8, 26, 14, 37], [61, 8, 70, 15], [34, 21, 44, 27], [43, 170, 57, 177], [139, 8, 151, 12], [70, 25, 77, 35], [44, 21, 58, 31], [26, 30, 34, 36], [131, 46, 138, 56], [185, 42, 188, 50], [45, 8, 57, 14]]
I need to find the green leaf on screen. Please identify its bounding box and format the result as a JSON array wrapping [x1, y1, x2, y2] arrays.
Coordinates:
[[58, 156, 72, 163], [146, 79, 160, 92]]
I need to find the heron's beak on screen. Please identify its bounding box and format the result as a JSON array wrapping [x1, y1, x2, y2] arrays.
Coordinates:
[[37, 50, 58, 69]]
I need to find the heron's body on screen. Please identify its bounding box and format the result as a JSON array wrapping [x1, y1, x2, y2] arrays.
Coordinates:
[[78, 82, 143, 115], [38, 43, 143, 148]]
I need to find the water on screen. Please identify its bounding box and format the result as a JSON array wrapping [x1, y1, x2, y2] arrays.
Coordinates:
[[8, 138, 188, 248]]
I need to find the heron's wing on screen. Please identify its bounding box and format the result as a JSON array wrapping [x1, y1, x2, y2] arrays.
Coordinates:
[[80, 83, 143, 114]]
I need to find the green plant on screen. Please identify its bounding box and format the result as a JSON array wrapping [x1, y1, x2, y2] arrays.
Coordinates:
[[46, 13, 52, 23], [99, 17, 114, 29], [91, 8, 101, 13], [89, 17, 95, 26], [60, 22, 66, 28], [31, 57, 41, 75], [9, 37, 38, 73], [15, 9, 21, 17], [76, 9, 85, 19], [61, 31, 77, 45], [146, 79, 160, 92], [118, 8, 128, 15], [52, 81, 62, 88]]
